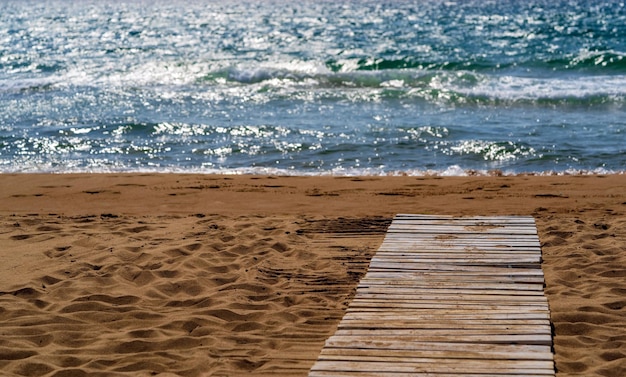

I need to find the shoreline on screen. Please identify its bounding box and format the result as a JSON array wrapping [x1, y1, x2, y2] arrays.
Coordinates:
[[1, 173, 625, 376]]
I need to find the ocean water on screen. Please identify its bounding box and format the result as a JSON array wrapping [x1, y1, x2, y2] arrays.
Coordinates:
[[1, 0, 625, 175]]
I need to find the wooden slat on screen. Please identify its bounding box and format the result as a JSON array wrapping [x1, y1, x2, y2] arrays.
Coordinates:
[[310, 373, 552, 377], [373, 250, 541, 256], [387, 228, 538, 236], [323, 339, 552, 356], [365, 263, 544, 273], [357, 281, 544, 291], [326, 333, 553, 345], [315, 355, 555, 369], [355, 287, 546, 296], [310, 360, 555, 374], [337, 323, 551, 333], [340, 310, 552, 318], [347, 305, 550, 315], [362, 272, 546, 284], [308, 214, 555, 376]]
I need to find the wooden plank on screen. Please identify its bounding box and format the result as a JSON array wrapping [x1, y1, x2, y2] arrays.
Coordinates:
[[380, 238, 540, 243], [365, 266, 545, 273], [377, 248, 542, 254], [387, 227, 538, 236], [342, 313, 551, 321], [352, 295, 548, 305], [381, 235, 540, 242], [379, 243, 541, 248], [355, 287, 546, 296], [310, 372, 552, 377], [370, 254, 541, 260], [390, 218, 536, 223], [363, 263, 545, 273], [385, 231, 539, 237], [323, 340, 553, 356], [349, 300, 549, 310], [387, 226, 539, 233], [380, 237, 540, 243], [382, 229, 539, 235], [382, 235, 540, 239], [315, 354, 555, 369], [347, 303, 550, 314], [373, 249, 541, 254], [373, 250, 541, 256], [328, 332, 553, 345], [378, 242, 541, 247], [370, 258, 541, 266], [339, 321, 552, 329], [310, 360, 555, 374], [357, 281, 544, 291], [371, 252, 542, 259], [340, 314, 551, 323], [315, 358, 555, 373], [344, 314, 552, 322], [388, 226, 539, 232], [345, 304, 550, 311], [394, 214, 536, 222], [361, 274, 546, 282], [390, 218, 537, 224], [371, 253, 541, 259], [337, 323, 551, 333], [365, 270, 546, 280]]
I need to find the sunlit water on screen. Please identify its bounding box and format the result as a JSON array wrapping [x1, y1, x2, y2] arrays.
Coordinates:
[[1, 0, 625, 175]]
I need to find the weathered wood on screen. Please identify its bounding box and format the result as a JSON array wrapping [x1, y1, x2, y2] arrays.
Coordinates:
[[337, 323, 551, 333], [308, 214, 555, 376], [381, 239, 541, 245], [343, 310, 550, 318], [349, 299, 549, 309], [370, 259, 541, 267], [346, 306, 551, 315], [373, 251, 541, 257], [365, 263, 545, 273], [355, 287, 547, 296], [310, 373, 552, 377], [362, 272, 546, 284], [387, 228, 539, 236], [322, 340, 553, 356], [310, 360, 555, 374], [357, 281, 545, 291], [327, 332, 553, 345], [314, 356, 555, 370]]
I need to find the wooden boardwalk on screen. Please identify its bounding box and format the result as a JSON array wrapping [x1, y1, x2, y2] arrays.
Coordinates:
[[309, 214, 555, 377]]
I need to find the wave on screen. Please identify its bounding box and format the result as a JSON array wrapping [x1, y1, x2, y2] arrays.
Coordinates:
[[324, 51, 626, 75], [544, 51, 626, 72], [207, 61, 626, 107], [4, 51, 626, 109], [325, 57, 497, 73], [1, 160, 621, 177]]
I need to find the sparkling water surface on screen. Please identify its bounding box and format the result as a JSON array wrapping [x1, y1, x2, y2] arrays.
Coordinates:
[[1, 0, 625, 175]]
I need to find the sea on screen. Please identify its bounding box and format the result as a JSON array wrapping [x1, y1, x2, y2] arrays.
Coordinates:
[[1, 0, 625, 175]]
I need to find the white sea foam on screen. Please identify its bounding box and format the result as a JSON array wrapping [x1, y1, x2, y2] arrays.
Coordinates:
[[455, 73, 626, 101]]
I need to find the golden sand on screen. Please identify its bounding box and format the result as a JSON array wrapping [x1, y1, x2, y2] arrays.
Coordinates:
[[1, 174, 624, 376]]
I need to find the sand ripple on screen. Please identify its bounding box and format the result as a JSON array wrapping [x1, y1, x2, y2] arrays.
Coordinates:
[[0, 214, 387, 376], [539, 214, 626, 377]]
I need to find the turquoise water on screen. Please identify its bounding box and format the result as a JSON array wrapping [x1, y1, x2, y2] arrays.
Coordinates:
[[1, 0, 625, 175]]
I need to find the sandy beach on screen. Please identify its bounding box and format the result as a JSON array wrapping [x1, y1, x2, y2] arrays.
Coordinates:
[[0, 173, 624, 377]]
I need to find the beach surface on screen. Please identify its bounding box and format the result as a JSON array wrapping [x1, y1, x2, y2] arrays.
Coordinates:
[[1, 173, 625, 377]]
